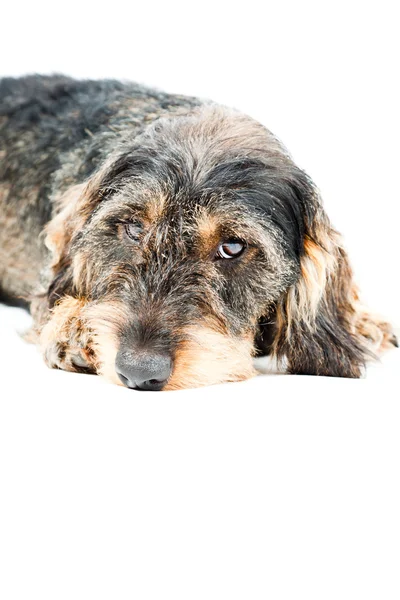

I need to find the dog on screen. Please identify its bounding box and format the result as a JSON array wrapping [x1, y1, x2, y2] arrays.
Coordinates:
[[0, 75, 397, 390]]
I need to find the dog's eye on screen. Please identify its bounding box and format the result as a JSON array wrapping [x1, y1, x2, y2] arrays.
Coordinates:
[[215, 240, 246, 260], [124, 221, 142, 241]]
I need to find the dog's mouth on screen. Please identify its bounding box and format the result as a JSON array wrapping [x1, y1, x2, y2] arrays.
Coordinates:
[[83, 300, 257, 391], [113, 326, 256, 391]]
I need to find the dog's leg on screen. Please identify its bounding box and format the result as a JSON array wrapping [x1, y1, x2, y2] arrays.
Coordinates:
[[30, 296, 97, 374]]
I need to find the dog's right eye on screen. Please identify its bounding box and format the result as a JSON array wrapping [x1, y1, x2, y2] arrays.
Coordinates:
[[215, 240, 246, 260], [124, 221, 142, 241]]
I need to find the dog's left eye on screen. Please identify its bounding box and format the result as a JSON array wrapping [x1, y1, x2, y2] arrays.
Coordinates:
[[124, 221, 142, 241], [215, 240, 246, 260]]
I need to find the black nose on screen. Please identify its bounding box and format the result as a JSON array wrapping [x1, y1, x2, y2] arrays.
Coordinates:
[[115, 351, 172, 391]]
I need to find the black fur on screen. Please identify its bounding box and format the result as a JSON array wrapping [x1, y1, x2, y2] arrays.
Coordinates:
[[0, 75, 395, 389]]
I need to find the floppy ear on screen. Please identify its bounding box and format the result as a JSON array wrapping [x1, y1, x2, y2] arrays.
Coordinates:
[[270, 200, 396, 378], [43, 183, 85, 307], [43, 170, 104, 307]]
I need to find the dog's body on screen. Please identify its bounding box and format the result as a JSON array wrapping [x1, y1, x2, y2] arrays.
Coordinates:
[[0, 75, 396, 389]]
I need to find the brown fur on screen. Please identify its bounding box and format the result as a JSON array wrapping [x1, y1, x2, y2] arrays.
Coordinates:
[[0, 75, 396, 390], [166, 325, 257, 390], [272, 209, 395, 377], [39, 296, 95, 373]]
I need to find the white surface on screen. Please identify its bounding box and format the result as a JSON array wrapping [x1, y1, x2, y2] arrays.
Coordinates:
[[1, 1, 400, 598], [0, 306, 399, 600]]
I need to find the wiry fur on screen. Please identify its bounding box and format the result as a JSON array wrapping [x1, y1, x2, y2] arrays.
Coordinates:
[[0, 75, 396, 389]]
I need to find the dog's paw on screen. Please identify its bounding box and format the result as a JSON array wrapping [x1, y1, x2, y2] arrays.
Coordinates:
[[357, 308, 398, 354], [39, 297, 97, 374], [43, 339, 95, 373]]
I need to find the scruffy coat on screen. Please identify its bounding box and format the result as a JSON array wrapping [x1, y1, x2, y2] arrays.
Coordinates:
[[0, 75, 396, 389]]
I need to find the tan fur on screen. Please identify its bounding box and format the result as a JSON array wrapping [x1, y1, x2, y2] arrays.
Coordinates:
[[71, 251, 95, 294], [146, 192, 167, 223], [44, 183, 87, 267], [39, 296, 95, 372], [354, 305, 397, 354], [165, 324, 257, 390], [274, 215, 394, 359], [44, 178, 109, 294], [284, 233, 338, 335], [81, 301, 130, 386], [196, 211, 220, 257]]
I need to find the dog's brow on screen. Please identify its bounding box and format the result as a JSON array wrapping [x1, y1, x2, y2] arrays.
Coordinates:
[[196, 211, 220, 256], [145, 193, 167, 222]]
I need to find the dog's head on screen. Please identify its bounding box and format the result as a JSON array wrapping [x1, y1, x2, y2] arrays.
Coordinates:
[[44, 104, 379, 389]]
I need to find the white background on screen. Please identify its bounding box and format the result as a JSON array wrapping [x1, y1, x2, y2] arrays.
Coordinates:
[[0, 1, 399, 598]]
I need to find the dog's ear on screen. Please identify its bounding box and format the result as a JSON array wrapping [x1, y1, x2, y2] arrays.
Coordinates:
[[44, 176, 101, 307], [269, 195, 395, 377]]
